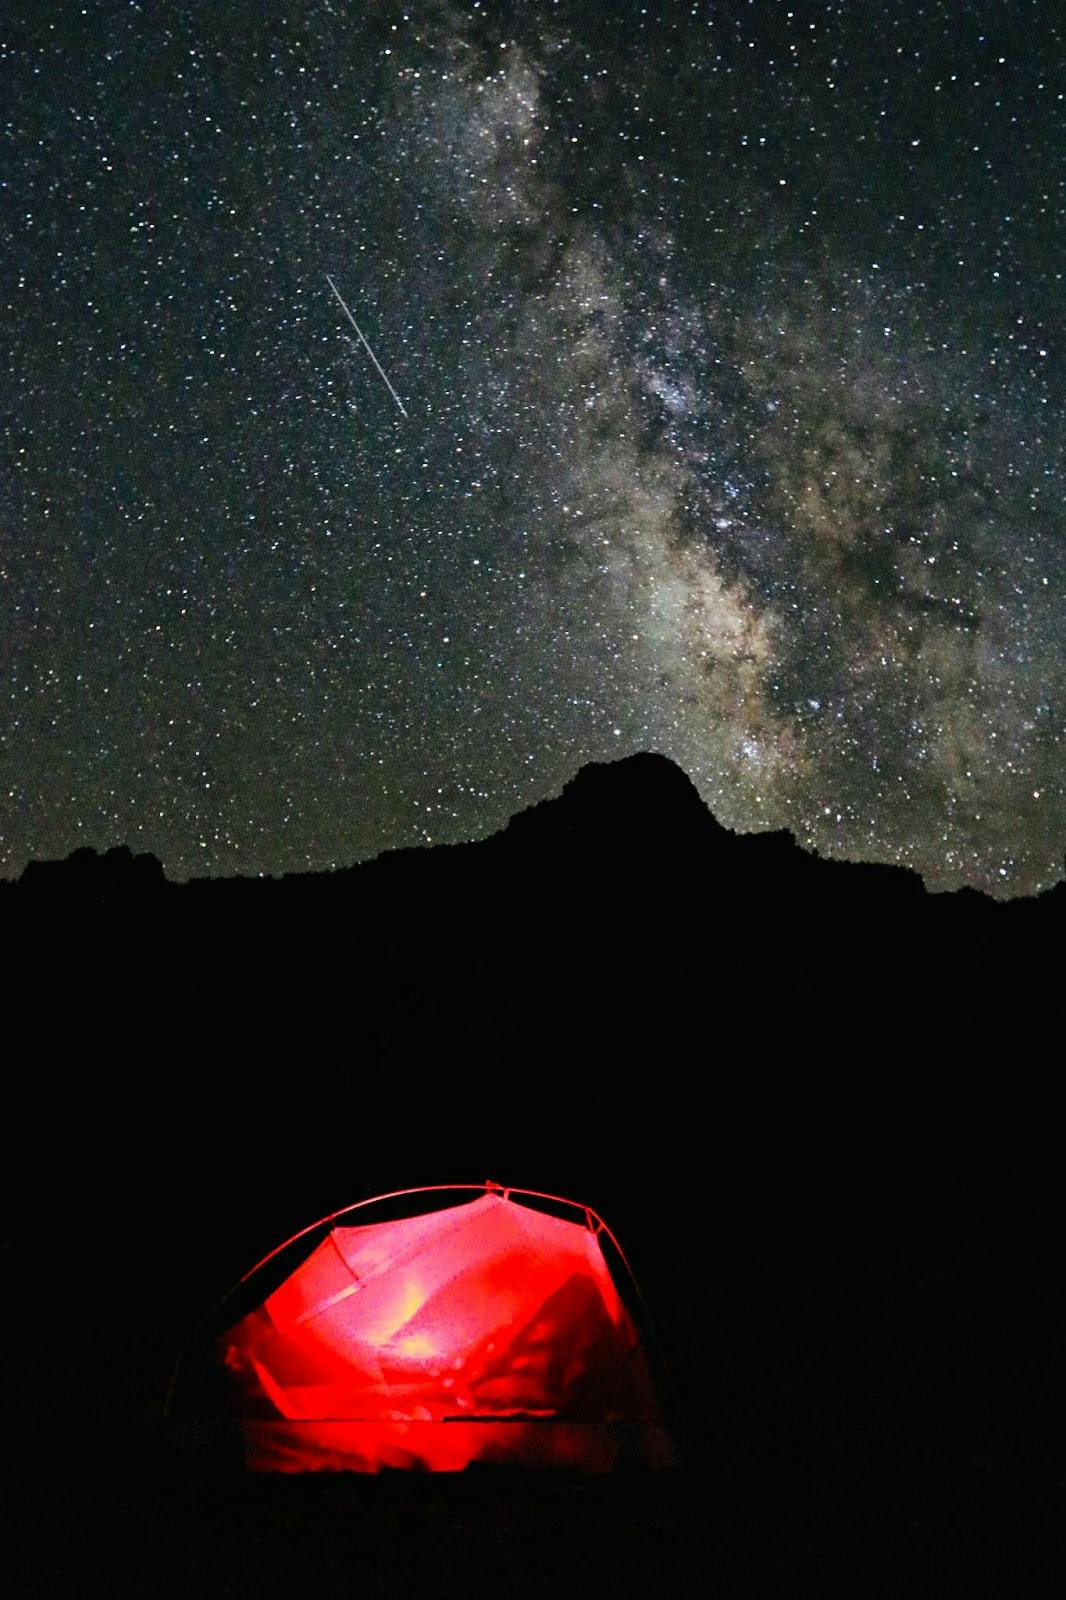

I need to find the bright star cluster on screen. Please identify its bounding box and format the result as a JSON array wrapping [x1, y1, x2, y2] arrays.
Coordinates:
[[3, 1, 1062, 894]]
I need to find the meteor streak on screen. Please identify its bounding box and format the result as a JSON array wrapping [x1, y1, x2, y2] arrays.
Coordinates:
[[326, 273, 409, 419]]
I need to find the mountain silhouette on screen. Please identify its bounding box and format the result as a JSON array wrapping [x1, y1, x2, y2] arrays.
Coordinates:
[[5, 751, 1061, 919], [4, 752, 1059, 1058]]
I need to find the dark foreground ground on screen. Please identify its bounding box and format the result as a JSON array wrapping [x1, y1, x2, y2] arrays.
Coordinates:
[[7, 757, 1064, 1594], [10, 1036, 1064, 1599], [13, 1149, 1063, 1600], [15, 1444, 1060, 1599]]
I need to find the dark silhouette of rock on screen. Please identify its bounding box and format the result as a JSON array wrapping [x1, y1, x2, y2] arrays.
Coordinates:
[[502, 751, 714, 851], [2, 753, 1060, 1058], [4, 752, 1061, 923], [18, 844, 166, 902]]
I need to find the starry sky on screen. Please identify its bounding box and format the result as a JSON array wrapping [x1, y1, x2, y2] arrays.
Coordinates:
[[4, 0, 1063, 894]]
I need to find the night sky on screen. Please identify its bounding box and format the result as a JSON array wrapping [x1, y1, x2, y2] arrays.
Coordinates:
[[4, 0, 1063, 894]]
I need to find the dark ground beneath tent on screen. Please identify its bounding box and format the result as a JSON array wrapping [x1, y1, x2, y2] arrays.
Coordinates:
[[15, 1454, 1059, 1600]]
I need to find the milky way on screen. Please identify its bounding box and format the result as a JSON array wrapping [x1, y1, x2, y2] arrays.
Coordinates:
[[4, 1, 1063, 894]]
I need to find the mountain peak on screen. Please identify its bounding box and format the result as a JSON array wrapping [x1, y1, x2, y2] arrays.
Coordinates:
[[503, 751, 726, 853]]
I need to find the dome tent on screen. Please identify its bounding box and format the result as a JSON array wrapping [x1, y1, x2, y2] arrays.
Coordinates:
[[198, 1183, 676, 1473]]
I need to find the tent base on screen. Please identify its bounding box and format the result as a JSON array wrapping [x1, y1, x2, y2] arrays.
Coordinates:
[[217, 1419, 678, 1473]]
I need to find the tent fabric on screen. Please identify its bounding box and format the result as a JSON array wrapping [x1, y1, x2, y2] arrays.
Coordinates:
[[217, 1191, 675, 1472]]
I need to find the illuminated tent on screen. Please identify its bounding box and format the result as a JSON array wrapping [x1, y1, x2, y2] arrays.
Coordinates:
[[212, 1185, 676, 1472]]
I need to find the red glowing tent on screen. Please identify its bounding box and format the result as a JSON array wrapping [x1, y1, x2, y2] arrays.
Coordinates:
[[209, 1185, 676, 1472]]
